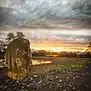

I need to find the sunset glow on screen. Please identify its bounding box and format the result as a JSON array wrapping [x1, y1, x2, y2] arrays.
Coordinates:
[[32, 47, 64, 52], [32, 46, 86, 52], [31, 41, 87, 52]]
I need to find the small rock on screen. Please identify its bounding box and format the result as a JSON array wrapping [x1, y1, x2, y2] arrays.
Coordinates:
[[33, 75, 38, 78], [59, 80, 62, 82]]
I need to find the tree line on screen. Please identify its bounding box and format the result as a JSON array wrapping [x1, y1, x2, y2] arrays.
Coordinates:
[[32, 50, 91, 58]]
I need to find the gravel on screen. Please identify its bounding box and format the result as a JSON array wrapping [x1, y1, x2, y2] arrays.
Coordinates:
[[0, 64, 91, 91]]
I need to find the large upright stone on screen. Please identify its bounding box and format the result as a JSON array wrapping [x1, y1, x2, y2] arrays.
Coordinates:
[[5, 38, 32, 80]]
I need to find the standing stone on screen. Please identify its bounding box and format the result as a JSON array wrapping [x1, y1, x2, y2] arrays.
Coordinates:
[[5, 38, 32, 80]]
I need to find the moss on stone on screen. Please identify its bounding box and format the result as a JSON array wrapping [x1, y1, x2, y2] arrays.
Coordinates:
[[5, 38, 32, 80]]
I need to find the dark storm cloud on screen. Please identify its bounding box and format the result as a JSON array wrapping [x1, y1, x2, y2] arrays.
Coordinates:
[[0, 0, 91, 28], [0, 7, 9, 27], [0, 6, 27, 28]]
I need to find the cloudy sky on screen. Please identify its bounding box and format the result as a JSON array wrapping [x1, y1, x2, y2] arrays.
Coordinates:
[[0, 0, 91, 52]]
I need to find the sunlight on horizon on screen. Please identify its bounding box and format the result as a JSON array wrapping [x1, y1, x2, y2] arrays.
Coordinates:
[[31, 46, 86, 52], [32, 47, 64, 52]]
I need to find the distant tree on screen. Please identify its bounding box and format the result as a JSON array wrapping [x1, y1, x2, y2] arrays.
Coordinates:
[[0, 40, 6, 59], [5, 33, 15, 44], [0, 40, 6, 52], [16, 32, 25, 39], [87, 42, 91, 52], [88, 42, 91, 47], [5, 32, 25, 45], [85, 42, 91, 58]]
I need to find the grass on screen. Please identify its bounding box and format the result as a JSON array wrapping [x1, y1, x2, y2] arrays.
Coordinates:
[[29, 57, 91, 76]]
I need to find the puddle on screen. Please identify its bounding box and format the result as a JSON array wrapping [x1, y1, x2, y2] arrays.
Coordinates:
[[32, 60, 52, 65]]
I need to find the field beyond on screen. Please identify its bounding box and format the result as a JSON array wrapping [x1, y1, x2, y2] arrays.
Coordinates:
[[31, 57, 91, 74], [0, 57, 91, 91]]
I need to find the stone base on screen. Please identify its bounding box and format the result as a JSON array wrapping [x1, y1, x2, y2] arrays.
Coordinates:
[[8, 69, 29, 80]]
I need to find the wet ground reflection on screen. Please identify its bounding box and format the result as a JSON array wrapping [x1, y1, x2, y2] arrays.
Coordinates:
[[32, 59, 52, 65]]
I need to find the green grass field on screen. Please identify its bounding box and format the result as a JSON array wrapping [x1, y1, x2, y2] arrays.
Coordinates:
[[30, 57, 91, 75]]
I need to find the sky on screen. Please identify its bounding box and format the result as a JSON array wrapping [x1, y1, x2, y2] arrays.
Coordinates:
[[0, 0, 91, 52]]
